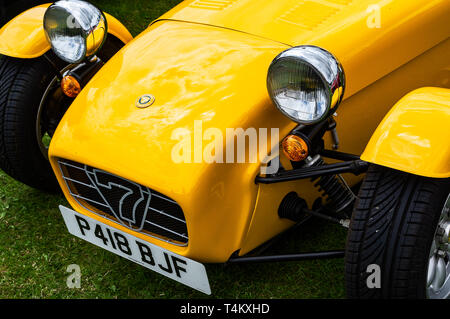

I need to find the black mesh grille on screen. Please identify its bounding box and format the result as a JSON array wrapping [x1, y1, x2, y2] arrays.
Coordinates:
[[58, 159, 188, 245]]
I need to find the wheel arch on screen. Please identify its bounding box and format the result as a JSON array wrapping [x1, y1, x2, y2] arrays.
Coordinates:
[[0, 3, 133, 59], [361, 87, 450, 178]]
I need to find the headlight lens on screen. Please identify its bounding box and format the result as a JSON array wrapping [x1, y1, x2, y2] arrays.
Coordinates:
[[267, 45, 345, 125], [44, 0, 107, 64]]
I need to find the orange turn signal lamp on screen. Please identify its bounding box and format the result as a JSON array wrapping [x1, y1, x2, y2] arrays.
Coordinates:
[[61, 75, 81, 98], [282, 134, 309, 162]]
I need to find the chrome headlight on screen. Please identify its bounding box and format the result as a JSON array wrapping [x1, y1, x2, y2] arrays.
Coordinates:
[[267, 45, 345, 125], [44, 0, 107, 64]]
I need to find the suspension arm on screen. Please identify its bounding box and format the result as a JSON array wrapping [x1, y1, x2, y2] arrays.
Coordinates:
[[227, 250, 345, 264], [255, 159, 369, 184]]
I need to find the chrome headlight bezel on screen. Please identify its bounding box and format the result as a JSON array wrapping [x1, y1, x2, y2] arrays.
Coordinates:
[[267, 45, 345, 125], [43, 0, 108, 64]]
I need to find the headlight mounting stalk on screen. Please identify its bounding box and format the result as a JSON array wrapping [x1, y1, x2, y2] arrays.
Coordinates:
[[265, 45, 356, 218], [60, 56, 105, 97]]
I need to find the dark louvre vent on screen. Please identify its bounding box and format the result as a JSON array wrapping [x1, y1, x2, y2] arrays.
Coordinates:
[[58, 159, 188, 245]]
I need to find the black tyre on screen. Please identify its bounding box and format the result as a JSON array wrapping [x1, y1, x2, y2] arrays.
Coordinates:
[[0, 36, 124, 192], [345, 164, 450, 298], [0, 55, 62, 191]]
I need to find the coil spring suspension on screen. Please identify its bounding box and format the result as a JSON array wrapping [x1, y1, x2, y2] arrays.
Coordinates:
[[305, 155, 356, 213]]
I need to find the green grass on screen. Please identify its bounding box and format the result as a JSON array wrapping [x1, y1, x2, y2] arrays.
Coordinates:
[[0, 170, 347, 299], [90, 0, 185, 36], [0, 0, 348, 299]]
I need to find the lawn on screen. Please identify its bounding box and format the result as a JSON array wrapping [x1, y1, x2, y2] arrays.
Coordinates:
[[0, 0, 348, 299]]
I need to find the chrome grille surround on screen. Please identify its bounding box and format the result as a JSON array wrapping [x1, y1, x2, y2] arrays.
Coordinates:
[[57, 159, 188, 246]]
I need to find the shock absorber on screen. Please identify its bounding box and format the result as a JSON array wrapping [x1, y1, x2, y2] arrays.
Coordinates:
[[305, 154, 356, 214]]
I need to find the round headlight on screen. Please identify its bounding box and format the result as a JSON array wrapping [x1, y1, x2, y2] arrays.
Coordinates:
[[44, 0, 107, 64], [267, 45, 345, 125]]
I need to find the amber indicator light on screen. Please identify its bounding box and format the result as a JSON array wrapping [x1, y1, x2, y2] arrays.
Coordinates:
[[282, 134, 309, 162], [61, 75, 81, 98]]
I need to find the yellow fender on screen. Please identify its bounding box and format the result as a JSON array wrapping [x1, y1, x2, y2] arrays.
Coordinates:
[[361, 87, 450, 178], [0, 4, 133, 59]]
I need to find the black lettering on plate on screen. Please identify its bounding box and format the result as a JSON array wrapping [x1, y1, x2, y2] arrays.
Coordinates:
[[94, 224, 109, 246], [172, 256, 187, 278], [75, 215, 90, 236], [135, 241, 155, 266], [106, 228, 117, 249], [114, 233, 132, 255], [158, 252, 173, 274]]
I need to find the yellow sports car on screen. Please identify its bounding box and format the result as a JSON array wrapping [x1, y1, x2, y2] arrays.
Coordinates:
[[0, 0, 448, 298]]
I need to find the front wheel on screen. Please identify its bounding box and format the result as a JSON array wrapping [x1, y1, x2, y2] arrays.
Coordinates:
[[0, 36, 124, 192], [345, 164, 450, 299], [0, 54, 63, 191]]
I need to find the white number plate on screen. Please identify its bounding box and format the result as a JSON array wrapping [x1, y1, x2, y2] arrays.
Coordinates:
[[59, 205, 211, 295]]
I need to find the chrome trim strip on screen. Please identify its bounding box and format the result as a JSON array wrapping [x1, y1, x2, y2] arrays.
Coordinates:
[[68, 191, 110, 208], [62, 176, 96, 189], [145, 220, 188, 240], [148, 206, 187, 224], [152, 193, 178, 205], [58, 160, 85, 170]]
